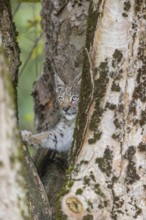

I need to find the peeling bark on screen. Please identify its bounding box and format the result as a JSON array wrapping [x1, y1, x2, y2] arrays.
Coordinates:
[[60, 1, 146, 219]]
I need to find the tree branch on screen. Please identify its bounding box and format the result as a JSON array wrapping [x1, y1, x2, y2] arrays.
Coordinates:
[[23, 144, 53, 220]]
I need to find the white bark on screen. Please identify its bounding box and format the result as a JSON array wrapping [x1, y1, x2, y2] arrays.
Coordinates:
[[61, 0, 146, 219], [0, 37, 30, 220]]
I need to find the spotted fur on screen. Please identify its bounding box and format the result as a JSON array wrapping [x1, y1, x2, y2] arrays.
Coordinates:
[[21, 75, 80, 152]]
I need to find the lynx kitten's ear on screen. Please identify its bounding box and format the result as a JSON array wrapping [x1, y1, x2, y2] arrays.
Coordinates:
[[54, 73, 65, 93], [73, 73, 82, 86]]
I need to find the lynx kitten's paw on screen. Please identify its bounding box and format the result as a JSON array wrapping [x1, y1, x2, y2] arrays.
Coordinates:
[[21, 130, 32, 143]]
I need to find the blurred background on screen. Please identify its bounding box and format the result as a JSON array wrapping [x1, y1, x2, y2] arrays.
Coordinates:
[[11, 0, 44, 132]]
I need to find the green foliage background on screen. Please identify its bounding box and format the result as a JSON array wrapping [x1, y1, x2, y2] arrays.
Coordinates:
[[11, 0, 43, 131]]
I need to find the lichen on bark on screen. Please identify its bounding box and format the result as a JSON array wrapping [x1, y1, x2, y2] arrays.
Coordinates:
[[61, 0, 146, 219]]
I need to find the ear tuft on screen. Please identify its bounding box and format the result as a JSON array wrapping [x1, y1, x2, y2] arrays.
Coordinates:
[[74, 73, 82, 86], [54, 73, 65, 93]]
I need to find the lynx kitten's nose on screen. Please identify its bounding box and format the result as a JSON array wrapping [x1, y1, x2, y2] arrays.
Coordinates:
[[63, 106, 70, 112]]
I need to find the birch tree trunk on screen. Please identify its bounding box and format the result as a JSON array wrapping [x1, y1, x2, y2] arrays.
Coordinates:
[[59, 1, 146, 219], [0, 48, 30, 220], [0, 1, 31, 219]]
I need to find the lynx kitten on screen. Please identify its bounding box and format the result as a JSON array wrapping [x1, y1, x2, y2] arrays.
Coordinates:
[[21, 75, 80, 152]]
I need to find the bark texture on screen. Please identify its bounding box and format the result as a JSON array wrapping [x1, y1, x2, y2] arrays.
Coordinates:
[[0, 44, 30, 220], [23, 145, 52, 220], [0, 1, 31, 219], [0, 0, 20, 86], [60, 1, 146, 219]]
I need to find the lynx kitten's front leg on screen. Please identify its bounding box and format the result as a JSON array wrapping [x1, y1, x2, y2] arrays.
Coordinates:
[[21, 130, 55, 149], [21, 120, 74, 152]]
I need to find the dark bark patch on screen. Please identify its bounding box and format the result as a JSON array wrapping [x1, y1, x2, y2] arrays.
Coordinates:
[[123, 1, 131, 11], [80, 160, 89, 165], [105, 102, 117, 110], [129, 100, 136, 115], [90, 171, 96, 182], [111, 81, 121, 92], [94, 183, 105, 197], [76, 188, 83, 195], [88, 61, 109, 144], [138, 142, 146, 152], [130, 34, 146, 113], [118, 104, 124, 113], [133, 204, 142, 218], [139, 110, 146, 127], [95, 147, 113, 177], [122, 12, 128, 17], [134, 0, 143, 12], [88, 132, 102, 144], [112, 133, 120, 140], [83, 176, 90, 186], [124, 146, 140, 184], [112, 49, 123, 64], [0, 160, 3, 167], [113, 118, 122, 129], [82, 214, 93, 220]]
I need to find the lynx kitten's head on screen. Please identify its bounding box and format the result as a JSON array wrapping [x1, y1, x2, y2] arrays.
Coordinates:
[[55, 74, 80, 120]]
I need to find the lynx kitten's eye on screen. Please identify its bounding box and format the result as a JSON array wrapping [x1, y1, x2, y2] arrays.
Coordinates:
[[72, 96, 79, 101], [59, 96, 64, 102]]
